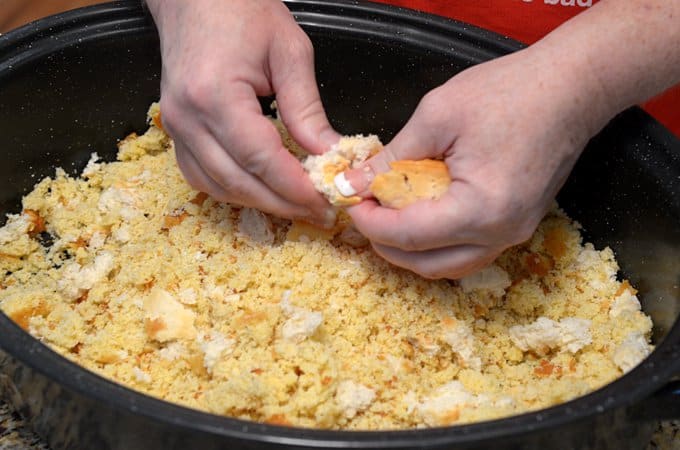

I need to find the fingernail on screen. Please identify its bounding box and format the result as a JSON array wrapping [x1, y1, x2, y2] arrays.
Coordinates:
[[334, 172, 357, 197], [323, 208, 337, 228], [298, 208, 337, 229], [334, 165, 374, 196]]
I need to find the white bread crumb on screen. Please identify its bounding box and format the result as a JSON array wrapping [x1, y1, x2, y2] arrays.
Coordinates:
[[611, 332, 652, 373], [459, 264, 511, 298], [0, 213, 31, 245], [609, 290, 641, 318], [58, 251, 115, 300], [280, 292, 323, 343], [238, 208, 274, 245], [442, 320, 482, 370], [336, 380, 376, 418], [509, 316, 592, 355], [198, 330, 235, 372]]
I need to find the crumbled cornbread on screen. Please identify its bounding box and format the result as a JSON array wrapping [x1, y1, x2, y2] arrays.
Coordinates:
[[0, 105, 654, 430]]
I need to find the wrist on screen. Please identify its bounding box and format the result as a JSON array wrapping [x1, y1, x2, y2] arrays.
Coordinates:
[[522, 42, 615, 144], [144, 0, 185, 31], [527, 1, 680, 139], [143, 0, 161, 15]]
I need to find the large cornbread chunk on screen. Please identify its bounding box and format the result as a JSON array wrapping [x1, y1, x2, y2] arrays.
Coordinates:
[[370, 159, 451, 209]]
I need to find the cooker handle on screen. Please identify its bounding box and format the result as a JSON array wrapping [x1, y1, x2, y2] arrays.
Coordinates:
[[632, 380, 680, 421]]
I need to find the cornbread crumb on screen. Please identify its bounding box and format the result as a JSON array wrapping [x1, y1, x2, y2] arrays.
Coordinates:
[[82, 152, 102, 177], [0, 104, 656, 430]]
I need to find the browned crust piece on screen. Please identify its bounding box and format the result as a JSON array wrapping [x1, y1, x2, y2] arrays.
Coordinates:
[[369, 159, 451, 209]]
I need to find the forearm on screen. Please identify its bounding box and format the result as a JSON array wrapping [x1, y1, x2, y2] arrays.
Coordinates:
[[528, 0, 680, 133]]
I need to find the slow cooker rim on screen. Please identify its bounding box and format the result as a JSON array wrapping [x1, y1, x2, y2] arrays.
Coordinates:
[[0, 0, 677, 447]]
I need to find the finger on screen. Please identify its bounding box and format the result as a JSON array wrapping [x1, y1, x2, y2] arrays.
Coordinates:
[[270, 34, 340, 155], [206, 80, 332, 219], [176, 124, 316, 220], [371, 242, 498, 280], [174, 138, 231, 197], [346, 182, 486, 251], [340, 93, 458, 195]]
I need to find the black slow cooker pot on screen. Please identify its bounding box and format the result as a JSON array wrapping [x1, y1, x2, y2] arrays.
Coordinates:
[[0, 1, 678, 449]]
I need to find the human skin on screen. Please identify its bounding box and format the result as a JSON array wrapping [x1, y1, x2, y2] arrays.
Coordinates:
[[343, 0, 680, 278], [147, 0, 680, 278], [145, 0, 339, 225]]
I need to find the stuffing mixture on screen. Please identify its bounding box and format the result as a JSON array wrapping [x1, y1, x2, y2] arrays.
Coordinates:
[[0, 104, 654, 430]]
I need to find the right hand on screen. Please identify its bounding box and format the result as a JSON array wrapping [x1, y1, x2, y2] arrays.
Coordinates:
[[146, 0, 340, 223], [342, 47, 606, 279]]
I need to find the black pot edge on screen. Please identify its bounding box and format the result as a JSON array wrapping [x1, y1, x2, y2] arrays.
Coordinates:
[[0, 1, 677, 448]]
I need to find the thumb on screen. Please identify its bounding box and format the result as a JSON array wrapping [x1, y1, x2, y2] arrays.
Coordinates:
[[270, 38, 340, 155], [338, 105, 450, 196]]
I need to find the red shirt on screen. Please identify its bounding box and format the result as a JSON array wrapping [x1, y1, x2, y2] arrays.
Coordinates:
[[372, 0, 680, 137]]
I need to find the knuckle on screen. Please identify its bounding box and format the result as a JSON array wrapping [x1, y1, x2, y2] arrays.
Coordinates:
[[419, 88, 444, 114], [179, 72, 217, 111], [195, 155, 244, 199], [292, 98, 325, 128], [415, 91, 451, 130], [158, 97, 181, 133], [203, 165, 237, 194], [513, 219, 539, 245], [286, 33, 314, 62], [175, 165, 202, 192], [175, 153, 209, 193], [240, 149, 272, 178], [396, 228, 423, 252], [420, 89, 439, 107]]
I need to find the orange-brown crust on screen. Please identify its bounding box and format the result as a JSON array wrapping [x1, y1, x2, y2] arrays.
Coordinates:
[[151, 109, 164, 131], [369, 159, 451, 209], [333, 195, 362, 206], [287, 220, 339, 242]]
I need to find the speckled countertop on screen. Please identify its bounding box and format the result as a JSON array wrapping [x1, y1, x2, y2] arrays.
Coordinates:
[[0, 396, 676, 450], [0, 400, 47, 450]]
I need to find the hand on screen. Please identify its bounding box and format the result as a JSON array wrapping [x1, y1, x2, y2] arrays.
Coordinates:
[[342, 48, 608, 279], [146, 0, 339, 223]]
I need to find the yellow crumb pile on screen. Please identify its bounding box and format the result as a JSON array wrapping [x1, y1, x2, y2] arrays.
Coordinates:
[[0, 104, 654, 430]]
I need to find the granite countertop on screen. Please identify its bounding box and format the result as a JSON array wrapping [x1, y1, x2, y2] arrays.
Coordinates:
[[0, 396, 677, 450]]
